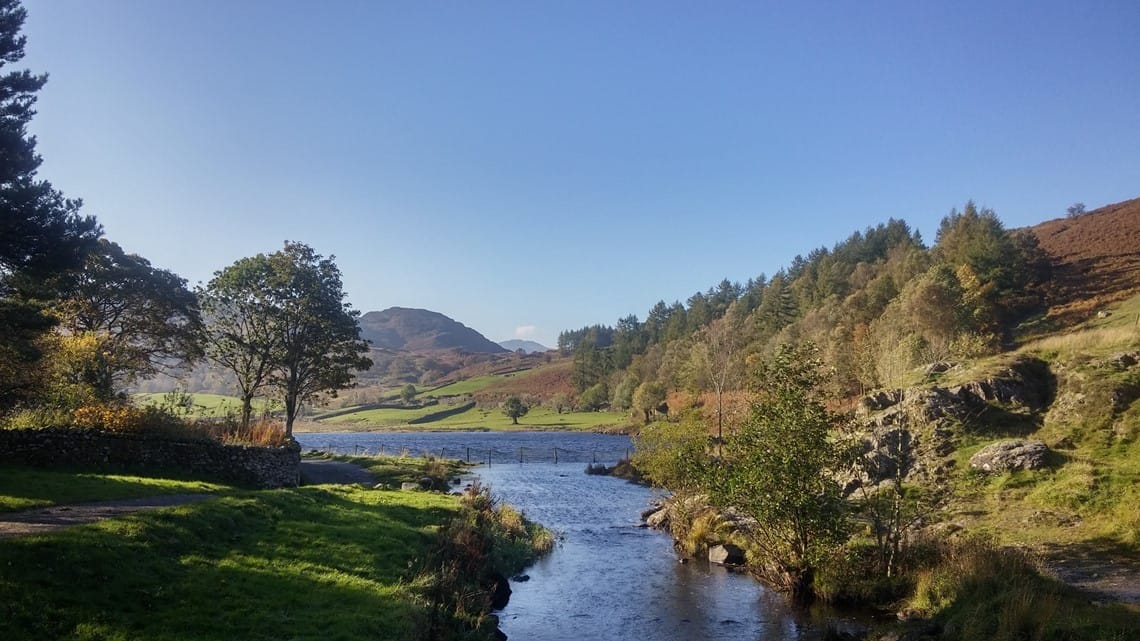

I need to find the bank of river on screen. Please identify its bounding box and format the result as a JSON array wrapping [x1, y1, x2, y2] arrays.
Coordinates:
[[295, 431, 852, 640]]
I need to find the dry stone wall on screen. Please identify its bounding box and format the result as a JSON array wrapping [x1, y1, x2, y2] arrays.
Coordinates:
[[0, 428, 300, 488]]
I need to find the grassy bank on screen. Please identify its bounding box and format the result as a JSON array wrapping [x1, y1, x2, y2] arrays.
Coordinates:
[[0, 458, 549, 640], [0, 467, 230, 512]]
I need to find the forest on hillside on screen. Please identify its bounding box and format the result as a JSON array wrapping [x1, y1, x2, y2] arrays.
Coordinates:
[[559, 202, 1061, 418]]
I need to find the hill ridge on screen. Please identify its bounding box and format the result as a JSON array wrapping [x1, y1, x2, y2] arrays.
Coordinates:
[[358, 307, 507, 354]]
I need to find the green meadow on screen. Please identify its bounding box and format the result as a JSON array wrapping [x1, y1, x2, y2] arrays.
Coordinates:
[[0, 460, 463, 641]]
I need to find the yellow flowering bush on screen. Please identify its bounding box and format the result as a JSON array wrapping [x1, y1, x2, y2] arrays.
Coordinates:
[[72, 404, 149, 432]]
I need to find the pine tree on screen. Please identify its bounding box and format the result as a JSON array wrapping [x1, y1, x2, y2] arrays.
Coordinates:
[[0, 0, 101, 407]]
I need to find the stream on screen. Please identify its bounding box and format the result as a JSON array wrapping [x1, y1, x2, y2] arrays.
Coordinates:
[[295, 431, 849, 640]]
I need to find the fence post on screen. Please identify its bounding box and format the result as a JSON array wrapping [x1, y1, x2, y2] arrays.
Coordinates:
[[519, 447, 524, 464], [487, 450, 492, 467], [441, 447, 445, 459], [592, 450, 597, 464], [553, 447, 558, 464], [466, 447, 470, 462]]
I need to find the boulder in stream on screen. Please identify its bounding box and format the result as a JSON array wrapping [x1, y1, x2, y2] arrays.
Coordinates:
[[708, 543, 745, 566]]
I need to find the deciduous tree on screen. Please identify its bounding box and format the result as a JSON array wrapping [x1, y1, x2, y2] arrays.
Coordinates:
[[631, 380, 666, 423], [709, 343, 848, 601], [265, 242, 372, 437], [53, 239, 202, 400], [502, 396, 528, 424], [202, 242, 371, 436], [199, 254, 281, 429]]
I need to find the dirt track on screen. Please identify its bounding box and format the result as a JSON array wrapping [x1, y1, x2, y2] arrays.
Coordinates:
[[0, 494, 214, 539]]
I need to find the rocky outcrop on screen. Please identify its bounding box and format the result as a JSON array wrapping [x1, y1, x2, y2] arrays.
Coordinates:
[[853, 357, 1056, 487], [968, 439, 1050, 473]]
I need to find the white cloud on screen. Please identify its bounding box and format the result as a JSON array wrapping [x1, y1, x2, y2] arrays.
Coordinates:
[[514, 325, 537, 338]]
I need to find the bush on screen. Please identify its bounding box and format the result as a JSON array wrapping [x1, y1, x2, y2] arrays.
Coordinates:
[[0, 407, 74, 430], [417, 483, 554, 639]]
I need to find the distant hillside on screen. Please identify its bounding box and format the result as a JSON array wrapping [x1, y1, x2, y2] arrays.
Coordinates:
[[1028, 197, 1140, 323], [358, 307, 507, 353], [498, 339, 551, 353]]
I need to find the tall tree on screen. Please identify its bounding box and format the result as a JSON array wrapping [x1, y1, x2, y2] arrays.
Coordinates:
[[202, 242, 371, 435], [709, 343, 848, 601], [688, 304, 746, 452], [199, 253, 281, 429], [0, 0, 101, 407], [53, 239, 202, 400], [265, 242, 372, 436]]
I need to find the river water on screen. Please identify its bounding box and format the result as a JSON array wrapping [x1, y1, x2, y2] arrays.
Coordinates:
[[294, 431, 837, 641]]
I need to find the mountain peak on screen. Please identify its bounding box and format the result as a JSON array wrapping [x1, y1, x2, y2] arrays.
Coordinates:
[[498, 339, 551, 354], [359, 307, 507, 353]]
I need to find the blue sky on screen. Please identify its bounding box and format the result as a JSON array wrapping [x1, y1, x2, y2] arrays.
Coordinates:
[[21, 1, 1140, 347]]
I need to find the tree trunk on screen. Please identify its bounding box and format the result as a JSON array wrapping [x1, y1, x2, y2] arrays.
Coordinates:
[[284, 394, 298, 437], [240, 393, 254, 430]]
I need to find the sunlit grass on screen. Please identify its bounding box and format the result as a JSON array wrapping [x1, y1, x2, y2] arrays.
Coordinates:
[[133, 393, 281, 419], [422, 375, 506, 397], [0, 482, 459, 641], [303, 403, 627, 432], [0, 466, 231, 512]]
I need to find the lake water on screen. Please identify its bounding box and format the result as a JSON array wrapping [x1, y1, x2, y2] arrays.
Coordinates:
[[294, 431, 842, 641]]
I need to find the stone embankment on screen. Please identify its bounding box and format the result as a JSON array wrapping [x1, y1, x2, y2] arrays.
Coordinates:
[[0, 427, 300, 488]]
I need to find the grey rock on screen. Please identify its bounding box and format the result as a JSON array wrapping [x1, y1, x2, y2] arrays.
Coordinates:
[[400, 482, 421, 491], [708, 543, 746, 566], [969, 439, 1050, 473], [645, 508, 670, 530]]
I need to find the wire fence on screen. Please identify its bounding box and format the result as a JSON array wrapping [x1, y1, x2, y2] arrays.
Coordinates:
[[316, 443, 632, 466]]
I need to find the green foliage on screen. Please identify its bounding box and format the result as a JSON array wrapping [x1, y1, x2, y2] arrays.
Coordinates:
[[399, 383, 417, 403], [609, 372, 638, 411], [548, 391, 572, 414], [631, 380, 666, 422], [419, 483, 554, 640], [0, 0, 101, 408], [51, 239, 202, 401], [709, 343, 849, 599], [501, 395, 528, 424], [571, 335, 614, 392], [201, 242, 372, 435], [632, 410, 710, 490], [577, 382, 609, 411]]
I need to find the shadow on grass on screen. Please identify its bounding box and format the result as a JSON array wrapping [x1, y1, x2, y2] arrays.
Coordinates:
[[0, 465, 229, 513], [0, 486, 460, 641]]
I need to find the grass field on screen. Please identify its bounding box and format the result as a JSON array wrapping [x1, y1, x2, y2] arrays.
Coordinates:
[[0, 467, 231, 512], [301, 403, 628, 432], [317, 403, 455, 427], [421, 375, 506, 397], [0, 463, 463, 641], [133, 393, 281, 419]]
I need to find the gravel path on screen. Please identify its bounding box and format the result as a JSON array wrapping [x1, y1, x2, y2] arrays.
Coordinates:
[[1044, 552, 1140, 605], [0, 494, 214, 539], [298, 459, 376, 485]]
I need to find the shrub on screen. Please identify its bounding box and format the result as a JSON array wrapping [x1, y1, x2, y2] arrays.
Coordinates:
[[0, 406, 74, 430]]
